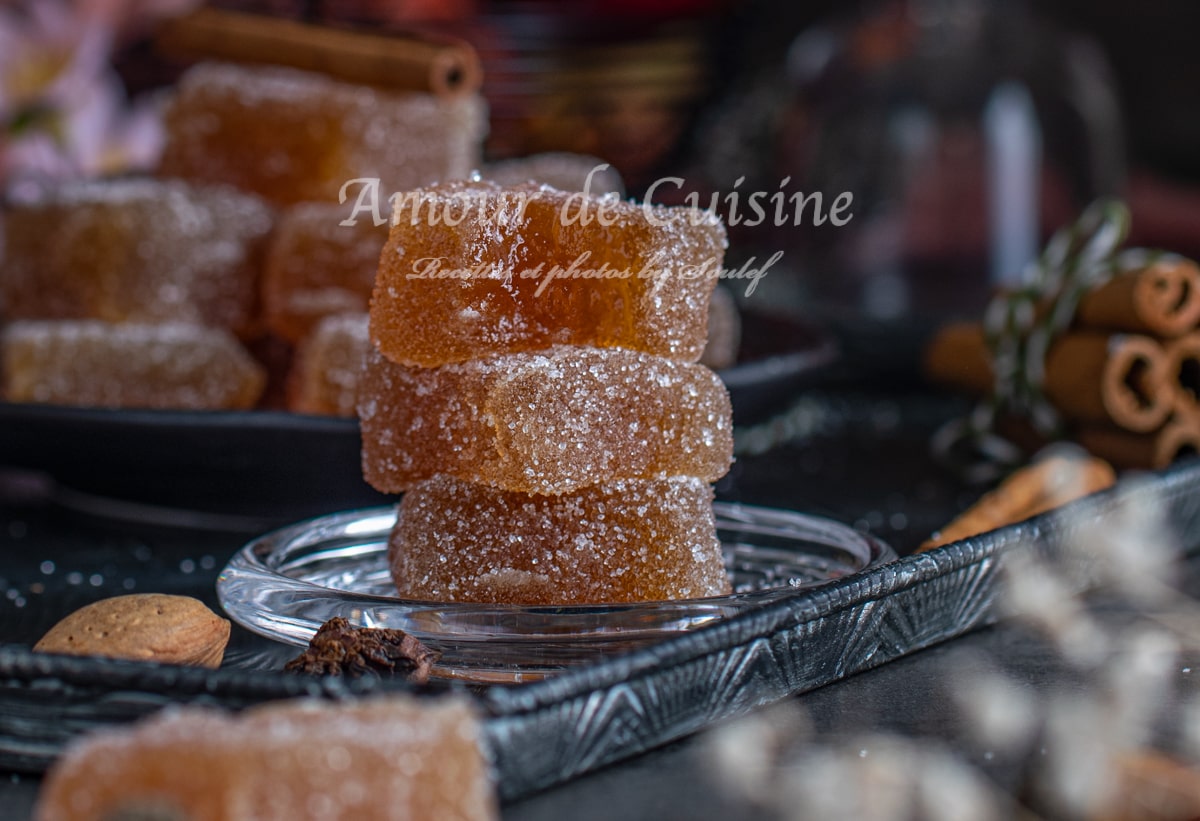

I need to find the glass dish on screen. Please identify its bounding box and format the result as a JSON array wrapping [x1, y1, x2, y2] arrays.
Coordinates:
[[218, 503, 896, 683]]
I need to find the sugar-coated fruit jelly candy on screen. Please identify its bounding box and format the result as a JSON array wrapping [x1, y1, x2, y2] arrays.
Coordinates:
[[288, 313, 370, 417], [159, 62, 486, 206], [390, 475, 730, 604], [35, 696, 497, 821], [263, 202, 388, 343], [370, 179, 727, 367], [359, 344, 733, 494], [0, 178, 272, 336], [2, 321, 266, 410]]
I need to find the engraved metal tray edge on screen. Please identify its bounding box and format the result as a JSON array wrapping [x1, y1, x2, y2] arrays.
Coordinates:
[[481, 459, 1200, 799]]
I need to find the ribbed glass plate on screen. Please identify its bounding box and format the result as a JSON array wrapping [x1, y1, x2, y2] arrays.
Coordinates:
[[217, 503, 896, 682]]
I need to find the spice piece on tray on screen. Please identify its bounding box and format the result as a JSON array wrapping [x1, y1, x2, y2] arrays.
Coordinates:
[[158, 62, 485, 206], [33, 593, 230, 668], [370, 179, 726, 367], [0, 178, 272, 337], [358, 345, 734, 494], [390, 475, 730, 605], [920, 452, 1116, 551], [284, 616, 439, 683], [2, 321, 266, 410], [35, 696, 497, 821]]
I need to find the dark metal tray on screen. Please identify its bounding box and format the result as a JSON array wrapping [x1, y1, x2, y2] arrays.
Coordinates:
[[3, 393, 1199, 803]]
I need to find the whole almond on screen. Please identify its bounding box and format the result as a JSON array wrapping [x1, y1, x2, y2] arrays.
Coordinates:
[[33, 594, 231, 668]]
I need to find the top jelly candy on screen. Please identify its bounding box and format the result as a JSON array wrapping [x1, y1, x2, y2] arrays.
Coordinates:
[[370, 180, 727, 367]]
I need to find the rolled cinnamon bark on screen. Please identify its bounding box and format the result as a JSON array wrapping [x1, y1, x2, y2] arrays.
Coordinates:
[[157, 7, 483, 97], [924, 325, 1173, 433], [1076, 259, 1200, 338], [920, 452, 1115, 550], [1165, 332, 1200, 418], [1076, 415, 1200, 470], [923, 321, 993, 397], [1043, 332, 1172, 433]]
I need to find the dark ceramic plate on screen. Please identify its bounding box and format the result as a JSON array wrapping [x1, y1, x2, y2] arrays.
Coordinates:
[[0, 316, 835, 527]]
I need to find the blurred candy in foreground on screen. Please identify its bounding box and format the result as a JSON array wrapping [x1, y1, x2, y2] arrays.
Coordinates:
[[36, 696, 497, 821]]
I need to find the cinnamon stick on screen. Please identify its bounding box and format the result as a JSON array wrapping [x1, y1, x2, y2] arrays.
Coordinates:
[[1164, 332, 1200, 418], [924, 325, 1173, 433], [1075, 415, 1200, 471], [156, 7, 483, 97], [1043, 332, 1172, 433], [920, 452, 1116, 550], [1076, 259, 1200, 339], [923, 321, 993, 397]]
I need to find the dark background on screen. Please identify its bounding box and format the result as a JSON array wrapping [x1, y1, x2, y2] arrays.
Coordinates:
[[725, 0, 1200, 181]]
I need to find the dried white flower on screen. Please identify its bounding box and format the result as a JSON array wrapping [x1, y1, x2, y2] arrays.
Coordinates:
[[778, 737, 1005, 821], [706, 703, 810, 805], [949, 653, 1040, 753], [1001, 549, 1109, 667]]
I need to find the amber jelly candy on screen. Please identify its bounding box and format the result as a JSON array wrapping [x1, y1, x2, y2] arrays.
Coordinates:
[[0, 178, 272, 336], [2, 321, 266, 410], [358, 344, 733, 494], [370, 179, 727, 367], [288, 313, 371, 417], [389, 475, 731, 605], [263, 202, 387, 343]]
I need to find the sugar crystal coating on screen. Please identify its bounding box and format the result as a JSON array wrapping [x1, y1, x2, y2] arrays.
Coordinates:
[[288, 313, 371, 416], [2, 321, 265, 410], [0, 178, 273, 336], [159, 62, 486, 206], [263, 202, 387, 343], [371, 179, 727, 367], [359, 344, 733, 494], [35, 696, 496, 821], [390, 475, 730, 604]]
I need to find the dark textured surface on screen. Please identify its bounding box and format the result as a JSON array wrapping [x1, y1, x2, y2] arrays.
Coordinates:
[[3, 392, 1198, 816], [7, 576, 1200, 821], [501, 586, 1200, 821], [481, 460, 1200, 798]]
